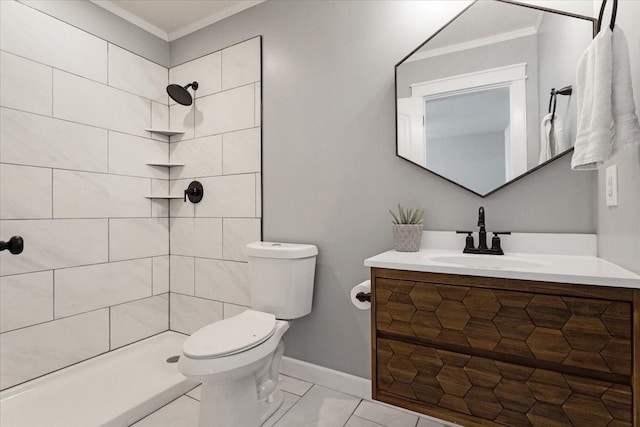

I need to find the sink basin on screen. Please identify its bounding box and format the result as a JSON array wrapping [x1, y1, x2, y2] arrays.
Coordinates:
[[428, 255, 544, 270]]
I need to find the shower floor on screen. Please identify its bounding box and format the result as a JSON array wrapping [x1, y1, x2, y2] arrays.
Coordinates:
[[0, 331, 197, 427]]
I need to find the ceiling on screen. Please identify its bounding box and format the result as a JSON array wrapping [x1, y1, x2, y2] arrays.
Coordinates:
[[91, 0, 265, 42]]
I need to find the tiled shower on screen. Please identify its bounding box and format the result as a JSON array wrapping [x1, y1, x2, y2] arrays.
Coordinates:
[[0, 0, 261, 391]]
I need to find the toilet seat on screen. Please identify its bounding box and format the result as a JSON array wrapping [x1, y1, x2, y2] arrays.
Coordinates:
[[183, 310, 276, 360]]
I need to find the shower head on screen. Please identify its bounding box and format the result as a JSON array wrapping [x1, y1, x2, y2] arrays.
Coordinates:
[[167, 81, 199, 106]]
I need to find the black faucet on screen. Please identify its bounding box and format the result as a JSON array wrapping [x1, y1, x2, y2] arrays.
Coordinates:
[[456, 207, 510, 255], [477, 207, 487, 250]]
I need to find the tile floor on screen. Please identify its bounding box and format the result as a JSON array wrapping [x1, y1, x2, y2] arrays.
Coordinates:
[[131, 374, 456, 427]]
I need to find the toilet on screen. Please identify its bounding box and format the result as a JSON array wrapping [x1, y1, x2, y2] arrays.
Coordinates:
[[178, 241, 318, 427]]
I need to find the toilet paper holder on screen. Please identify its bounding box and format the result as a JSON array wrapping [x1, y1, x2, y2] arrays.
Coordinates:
[[355, 292, 371, 302]]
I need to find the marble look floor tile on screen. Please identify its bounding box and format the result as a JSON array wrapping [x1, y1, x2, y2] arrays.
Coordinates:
[[354, 400, 419, 427], [132, 396, 199, 427], [417, 417, 447, 427], [278, 374, 313, 396], [262, 391, 300, 427], [345, 416, 385, 427], [186, 384, 202, 401], [273, 385, 360, 427]]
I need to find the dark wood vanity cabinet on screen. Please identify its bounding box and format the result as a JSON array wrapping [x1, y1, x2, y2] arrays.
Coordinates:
[[370, 268, 639, 427]]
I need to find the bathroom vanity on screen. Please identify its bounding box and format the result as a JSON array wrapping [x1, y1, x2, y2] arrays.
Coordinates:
[[365, 240, 640, 427]]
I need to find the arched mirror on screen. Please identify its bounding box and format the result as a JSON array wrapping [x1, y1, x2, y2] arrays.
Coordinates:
[[395, 0, 596, 197]]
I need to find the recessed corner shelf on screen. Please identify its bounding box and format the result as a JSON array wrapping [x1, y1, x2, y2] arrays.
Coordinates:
[[145, 162, 185, 167], [144, 128, 185, 136], [144, 195, 183, 200]]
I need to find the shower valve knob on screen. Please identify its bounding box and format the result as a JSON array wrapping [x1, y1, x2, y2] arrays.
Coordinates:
[[184, 181, 204, 204], [0, 235, 24, 254]]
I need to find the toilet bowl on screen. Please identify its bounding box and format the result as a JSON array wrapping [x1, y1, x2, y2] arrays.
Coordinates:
[[178, 242, 317, 427], [179, 311, 290, 426]]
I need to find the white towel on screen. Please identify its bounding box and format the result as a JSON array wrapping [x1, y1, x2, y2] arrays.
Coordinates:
[[540, 113, 567, 164], [571, 28, 613, 170], [611, 27, 640, 151]]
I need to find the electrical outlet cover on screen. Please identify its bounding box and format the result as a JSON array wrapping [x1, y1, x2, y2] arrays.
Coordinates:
[[605, 164, 618, 207]]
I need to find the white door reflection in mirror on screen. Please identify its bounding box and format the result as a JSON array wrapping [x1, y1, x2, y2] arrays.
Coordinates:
[[394, 0, 595, 197], [398, 64, 527, 195]]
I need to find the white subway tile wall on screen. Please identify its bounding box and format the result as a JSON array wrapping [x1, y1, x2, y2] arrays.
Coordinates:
[[109, 294, 169, 349], [168, 37, 262, 334], [54, 259, 153, 318], [169, 293, 223, 335], [0, 0, 262, 388], [0, 1, 108, 84], [0, 1, 169, 390], [169, 51, 222, 100], [0, 309, 109, 390]]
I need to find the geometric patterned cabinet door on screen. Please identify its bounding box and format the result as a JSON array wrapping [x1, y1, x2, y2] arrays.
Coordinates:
[[370, 268, 639, 427]]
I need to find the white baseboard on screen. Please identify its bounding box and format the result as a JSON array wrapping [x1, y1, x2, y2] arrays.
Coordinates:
[[280, 356, 372, 400]]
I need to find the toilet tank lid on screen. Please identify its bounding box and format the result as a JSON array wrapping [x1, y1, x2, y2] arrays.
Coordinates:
[[246, 241, 318, 259]]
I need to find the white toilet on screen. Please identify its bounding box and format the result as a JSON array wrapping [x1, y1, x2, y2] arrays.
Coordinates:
[[178, 241, 318, 427]]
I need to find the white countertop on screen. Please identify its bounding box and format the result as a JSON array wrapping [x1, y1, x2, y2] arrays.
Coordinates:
[[365, 248, 640, 289]]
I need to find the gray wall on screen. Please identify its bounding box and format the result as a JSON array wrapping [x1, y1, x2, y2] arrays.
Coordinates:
[[171, 0, 597, 379], [596, 0, 640, 274]]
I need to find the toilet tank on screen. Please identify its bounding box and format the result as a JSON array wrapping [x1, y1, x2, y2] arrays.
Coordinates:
[[245, 242, 318, 320]]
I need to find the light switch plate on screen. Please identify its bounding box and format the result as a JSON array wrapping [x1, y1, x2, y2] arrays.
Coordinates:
[[605, 164, 618, 206]]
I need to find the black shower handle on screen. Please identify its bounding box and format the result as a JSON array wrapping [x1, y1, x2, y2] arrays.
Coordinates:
[[0, 236, 24, 254], [184, 181, 204, 203]]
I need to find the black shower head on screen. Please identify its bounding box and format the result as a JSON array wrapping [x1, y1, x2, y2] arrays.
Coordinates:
[[167, 81, 199, 106]]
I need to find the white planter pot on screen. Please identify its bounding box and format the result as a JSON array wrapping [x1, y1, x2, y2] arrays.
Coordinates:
[[392, 224, 423, 252]]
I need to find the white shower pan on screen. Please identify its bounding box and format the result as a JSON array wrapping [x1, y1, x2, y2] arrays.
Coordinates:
[[0, 331, 197, 427]]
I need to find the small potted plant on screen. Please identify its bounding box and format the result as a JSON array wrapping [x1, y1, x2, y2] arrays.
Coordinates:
[[389, 204, 424, 252]]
